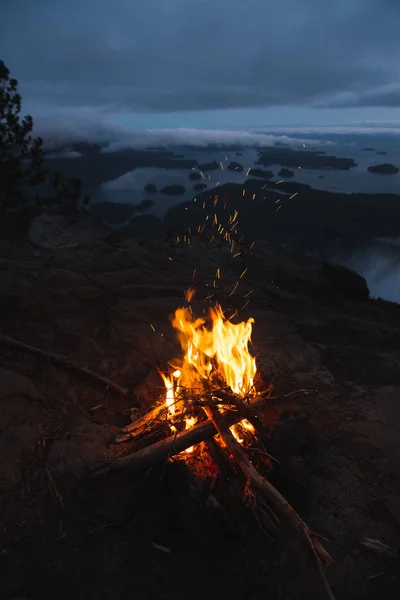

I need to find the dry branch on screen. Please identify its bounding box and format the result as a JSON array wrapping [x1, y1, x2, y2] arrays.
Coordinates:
[[203, 404, 335, 597], [115, 392, 269, 445], [0, 333, 128, 397], [203, 405, 332, 564], [97, 398, 267, 476]]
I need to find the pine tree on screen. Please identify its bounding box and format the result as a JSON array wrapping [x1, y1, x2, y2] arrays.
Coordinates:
[[0, 59, 46, 207]]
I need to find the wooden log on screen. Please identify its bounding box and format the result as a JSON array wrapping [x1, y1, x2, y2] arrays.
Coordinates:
[[96, 397, 266, 476], [203, 404, 333, 569], [116, 392, 268, 444], [115, 403, 169, 443]]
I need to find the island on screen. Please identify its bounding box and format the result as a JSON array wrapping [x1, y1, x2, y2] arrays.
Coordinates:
[[278, 168, 294, 178], [247, 167, 274, 179], [367, 163, 399, 175], [144, 183, 157, 194], [256, 147, 357, 170], [198, 161, 219, 172], [159, 184, 186, 195]]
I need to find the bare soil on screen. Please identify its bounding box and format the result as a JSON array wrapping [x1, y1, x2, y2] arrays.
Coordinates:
[[1, 226, 399, 599]]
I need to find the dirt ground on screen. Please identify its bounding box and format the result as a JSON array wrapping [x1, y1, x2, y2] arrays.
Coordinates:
[[0, 225, 400, 599]]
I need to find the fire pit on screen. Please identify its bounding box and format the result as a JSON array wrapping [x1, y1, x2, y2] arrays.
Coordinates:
[[110, 288, 334, 599]]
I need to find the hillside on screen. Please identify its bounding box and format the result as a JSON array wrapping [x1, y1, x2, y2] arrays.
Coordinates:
[[1, 216, 400, 599]]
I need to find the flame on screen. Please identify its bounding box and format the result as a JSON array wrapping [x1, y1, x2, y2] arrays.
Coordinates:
[[160, 297, 257, 454], [172, 303, 256, 397]]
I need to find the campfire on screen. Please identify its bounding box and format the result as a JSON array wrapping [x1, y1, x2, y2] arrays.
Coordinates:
[[112, 289, 334, 598], [158, 289, 258, 454]]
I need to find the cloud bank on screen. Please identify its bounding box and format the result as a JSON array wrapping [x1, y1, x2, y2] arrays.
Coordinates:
[[1, 0, 400, 117]]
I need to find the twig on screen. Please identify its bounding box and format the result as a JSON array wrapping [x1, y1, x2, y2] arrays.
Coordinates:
[[0, 333, 128, 397]]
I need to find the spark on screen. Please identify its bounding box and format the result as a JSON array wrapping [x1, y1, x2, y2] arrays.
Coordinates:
[[244, 289, 254, 298], [233, 252, 241, 258], [249, 241, 256, 251], [246, 167, 251, 176], [252, 194, 256, 200], [216, 268, 221, 279], [150, 324, 156, 332], [276, 205, 282, 212], [228, 281, 239, 296], [193, 268, 197, 279], [239, 268, 248, 279], [289, 192, 298, 200], [220, 162, 224, 170], [240, 300, 251, 311], [242, 189, 246, 196], [276, 180, 284, 185]]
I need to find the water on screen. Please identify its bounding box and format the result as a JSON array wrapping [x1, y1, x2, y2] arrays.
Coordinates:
[[93, 141, 400, 221], [61, 135, 400, 302]]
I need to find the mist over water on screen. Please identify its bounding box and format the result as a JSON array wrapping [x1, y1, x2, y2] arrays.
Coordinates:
[[342, 240, 400, 304]]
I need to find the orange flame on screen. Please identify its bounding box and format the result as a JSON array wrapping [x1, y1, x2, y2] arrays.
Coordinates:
[[160, 296, 257, 453]]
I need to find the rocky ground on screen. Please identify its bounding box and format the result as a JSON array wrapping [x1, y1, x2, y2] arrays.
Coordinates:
[[1, 214, 400, 599]]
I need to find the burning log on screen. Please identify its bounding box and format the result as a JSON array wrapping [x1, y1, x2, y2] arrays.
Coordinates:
[[102, 396, 267, 475]]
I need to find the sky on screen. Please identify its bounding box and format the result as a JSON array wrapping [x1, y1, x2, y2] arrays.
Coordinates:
[[1, 0, 400, 134]]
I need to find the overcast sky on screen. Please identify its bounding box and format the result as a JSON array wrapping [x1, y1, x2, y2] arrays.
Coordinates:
[[1, 0, 400, 131]]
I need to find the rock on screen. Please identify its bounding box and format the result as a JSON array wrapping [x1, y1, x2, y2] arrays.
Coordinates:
[[227, 161, 243, 172], [189, 172, 202, 181], [278, 168, 294, 178], [144, 183, 157, 194], [247, 168, 274, 179], [0, 368, 43, 401], [322, 262, 370, 300], [367, 163, 399, 175], [159, 184, 186, 196]]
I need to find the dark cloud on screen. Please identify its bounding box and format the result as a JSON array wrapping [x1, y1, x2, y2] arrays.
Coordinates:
[[1, 0, 399, 114]]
